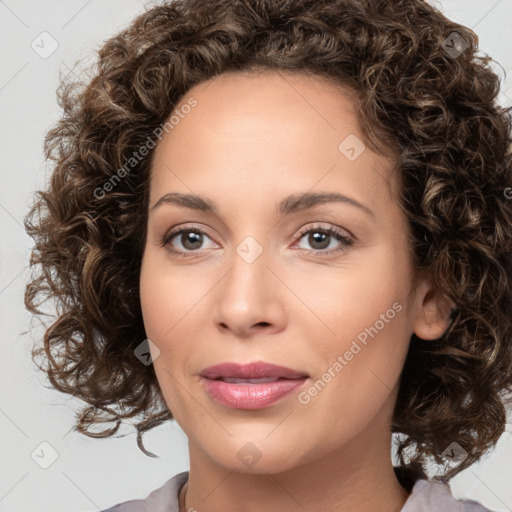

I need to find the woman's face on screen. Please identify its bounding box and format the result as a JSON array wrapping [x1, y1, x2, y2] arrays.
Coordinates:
[[139, 70, 438, 473]]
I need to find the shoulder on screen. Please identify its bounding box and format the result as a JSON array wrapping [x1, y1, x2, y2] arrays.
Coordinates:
[[99, 471, 189, 512], [402, 478, 494, 512]]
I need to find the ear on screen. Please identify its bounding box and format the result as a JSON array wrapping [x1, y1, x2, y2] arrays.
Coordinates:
[[413, 279, 455, 340]]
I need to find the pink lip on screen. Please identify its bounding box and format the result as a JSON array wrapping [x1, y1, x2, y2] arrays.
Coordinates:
[[200, 361, 308, 380], [199, 361, 309, 410]]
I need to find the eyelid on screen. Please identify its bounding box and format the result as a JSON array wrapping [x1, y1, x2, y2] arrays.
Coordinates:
[[160, 222, 354, 256], [160, 223, 219, 248], [293, 222, 353, 243], [290, 223, 354, 255]]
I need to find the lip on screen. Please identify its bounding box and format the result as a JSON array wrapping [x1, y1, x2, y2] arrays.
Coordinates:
[[200, 361, 309, 380], [199, 361, 309, 410]]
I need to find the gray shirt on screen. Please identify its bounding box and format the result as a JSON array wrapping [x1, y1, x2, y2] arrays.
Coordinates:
[[100, 471, 493, 511]]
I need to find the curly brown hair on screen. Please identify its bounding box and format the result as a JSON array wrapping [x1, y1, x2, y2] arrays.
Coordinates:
[[24, 0, 512, 484]]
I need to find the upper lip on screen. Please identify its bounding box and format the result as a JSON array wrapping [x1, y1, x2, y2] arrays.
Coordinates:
[[200, 361, 309, 380]]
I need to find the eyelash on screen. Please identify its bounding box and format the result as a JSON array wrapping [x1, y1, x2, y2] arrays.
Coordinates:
[[159, 224, 354, 258]]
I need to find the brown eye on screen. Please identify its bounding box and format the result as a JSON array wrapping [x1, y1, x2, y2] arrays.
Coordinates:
[[174, 230, 204, 251], [305, 231, 331, 250], [160, 226, 217, 256], [293, 225, 353, 255]]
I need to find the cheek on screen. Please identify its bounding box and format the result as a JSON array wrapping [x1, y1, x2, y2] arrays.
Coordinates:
[[299, 246, 413, 389], [139, 251, 193, 340], [139, 254, 165, 340], [315, 291, 409, 390], [138, 250, 185, 357], [301, 250, 410, 341], [139, 252, 192, 419], [139, 250, 218, 359]]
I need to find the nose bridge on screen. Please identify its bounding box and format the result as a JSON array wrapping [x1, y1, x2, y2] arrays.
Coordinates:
[[234, 233, 266, 267], [213, 228, 281, 331], [226, 232, 269, 298]]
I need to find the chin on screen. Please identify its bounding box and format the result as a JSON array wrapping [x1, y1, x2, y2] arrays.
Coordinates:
[[196, 434, 311, 474]]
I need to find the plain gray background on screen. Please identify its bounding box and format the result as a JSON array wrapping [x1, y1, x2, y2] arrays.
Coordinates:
[[1, 1, 511, 511]]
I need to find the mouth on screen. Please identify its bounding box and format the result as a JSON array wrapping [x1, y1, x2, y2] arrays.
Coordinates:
[[217, 377, 286, 383], [200, 361, 309, 380], [199, 361, 309, 409]]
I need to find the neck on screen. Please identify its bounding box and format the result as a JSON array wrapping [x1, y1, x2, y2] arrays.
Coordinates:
[[182, 429, 410, 512]]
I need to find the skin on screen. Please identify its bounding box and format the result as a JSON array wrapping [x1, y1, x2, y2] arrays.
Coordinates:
[[139, 69, 453, 512]]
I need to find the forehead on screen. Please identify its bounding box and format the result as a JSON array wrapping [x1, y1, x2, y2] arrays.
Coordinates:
[[149, 70, 397, 213], [171, 69, 362, 144]]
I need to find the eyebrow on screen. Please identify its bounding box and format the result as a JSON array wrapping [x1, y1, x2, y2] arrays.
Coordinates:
[[150, 191, 375, 217]]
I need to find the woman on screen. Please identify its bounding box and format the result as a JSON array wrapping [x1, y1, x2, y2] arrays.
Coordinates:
[[24, 0, 512, 511]]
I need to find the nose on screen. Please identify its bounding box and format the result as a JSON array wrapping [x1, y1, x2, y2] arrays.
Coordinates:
[[213, 238, 287, 338]]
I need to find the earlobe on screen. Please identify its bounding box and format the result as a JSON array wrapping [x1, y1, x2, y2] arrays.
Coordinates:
[[413, 285, 455, 341]]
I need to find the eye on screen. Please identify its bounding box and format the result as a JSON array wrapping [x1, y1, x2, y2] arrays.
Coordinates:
[[159, 223, 354, 257], [292, 224, 353, 256], [159, 225, 217, 256]]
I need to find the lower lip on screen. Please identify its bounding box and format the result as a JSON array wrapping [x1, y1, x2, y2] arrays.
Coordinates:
[[200, 377, 307, 409]]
